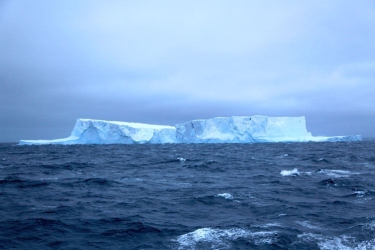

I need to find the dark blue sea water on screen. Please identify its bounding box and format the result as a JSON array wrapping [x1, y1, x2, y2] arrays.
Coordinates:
[[1, 141, 375, 249]]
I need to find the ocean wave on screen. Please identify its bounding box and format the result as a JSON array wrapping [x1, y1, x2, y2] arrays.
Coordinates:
[[177, 157, 187, 163], [296, 221, 322, 230], [215, 193, 234, 200], [1, 142, 375, 249], [280, 168, 300, 176], [298, 233, 375, 250], [317, 169, 358, 178], [175, 227, 277, 249]]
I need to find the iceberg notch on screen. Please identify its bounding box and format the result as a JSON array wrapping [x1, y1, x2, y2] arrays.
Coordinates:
[[19, 116, 362, 145]]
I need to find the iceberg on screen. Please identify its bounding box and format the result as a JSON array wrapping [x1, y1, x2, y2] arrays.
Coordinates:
[[19, 119, 176, 145], [176, 116, 309, 143], [175, 116, 361, 143], [19, 116, 362, 145]]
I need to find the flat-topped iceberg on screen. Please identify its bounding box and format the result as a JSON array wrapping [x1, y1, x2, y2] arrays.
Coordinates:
[[19, 116, 362, 145], [177, 116, 309, 143], [176, 116, 361, 143], [20, 119, 176, 145]]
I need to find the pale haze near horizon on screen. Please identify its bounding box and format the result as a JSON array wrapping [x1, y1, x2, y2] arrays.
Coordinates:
[[0, 0, 374, 142]]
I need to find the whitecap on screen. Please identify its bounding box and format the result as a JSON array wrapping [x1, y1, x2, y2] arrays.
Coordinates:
[[117, 177, 144, 183], [175, 228, 277, 249], [261, 222, 282, 228], [317, 169, 358, 178], [280, 168, 299, 176], [177, 157, 186, 162], [363, 218, 375, 231], [296, 221, 321, 230], [216, 193, 233, 200], [354, 191, 366, 197], [298, 233, 375, 250]]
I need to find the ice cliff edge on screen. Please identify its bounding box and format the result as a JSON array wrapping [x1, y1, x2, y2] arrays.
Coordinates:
[[19, 116, 362, 145]]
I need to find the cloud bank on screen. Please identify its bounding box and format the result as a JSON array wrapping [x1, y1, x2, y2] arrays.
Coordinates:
[[0, 0, 374, 141]]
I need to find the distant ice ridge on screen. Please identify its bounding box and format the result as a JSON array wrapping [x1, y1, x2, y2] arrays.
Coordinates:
[[19, 116, 362, 145]]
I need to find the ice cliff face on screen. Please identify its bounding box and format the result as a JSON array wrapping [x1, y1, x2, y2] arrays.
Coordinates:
[[19, 116, 362, 145]]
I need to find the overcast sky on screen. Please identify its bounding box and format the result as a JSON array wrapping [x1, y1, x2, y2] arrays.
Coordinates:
[[1, 0, 374, 142]]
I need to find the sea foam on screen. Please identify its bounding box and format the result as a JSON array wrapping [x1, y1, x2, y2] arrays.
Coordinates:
[[280, 168, 300, 176], [216, 193, 234, 200], [298, 233, 375, 250], [175, 227, 277, 249], [317, 169, 358, 178]]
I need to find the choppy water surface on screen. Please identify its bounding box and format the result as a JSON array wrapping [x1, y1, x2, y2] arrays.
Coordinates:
[[1, 141, 375, 249]]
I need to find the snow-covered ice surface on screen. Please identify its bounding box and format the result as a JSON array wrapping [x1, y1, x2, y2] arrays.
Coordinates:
[[19, 116, 362, 145]]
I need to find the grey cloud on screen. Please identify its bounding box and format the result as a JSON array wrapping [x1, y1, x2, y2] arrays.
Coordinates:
[[0, 0, 374, 142]]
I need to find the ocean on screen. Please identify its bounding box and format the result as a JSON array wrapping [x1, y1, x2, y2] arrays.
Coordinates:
[[1, 141, 375, 249]]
